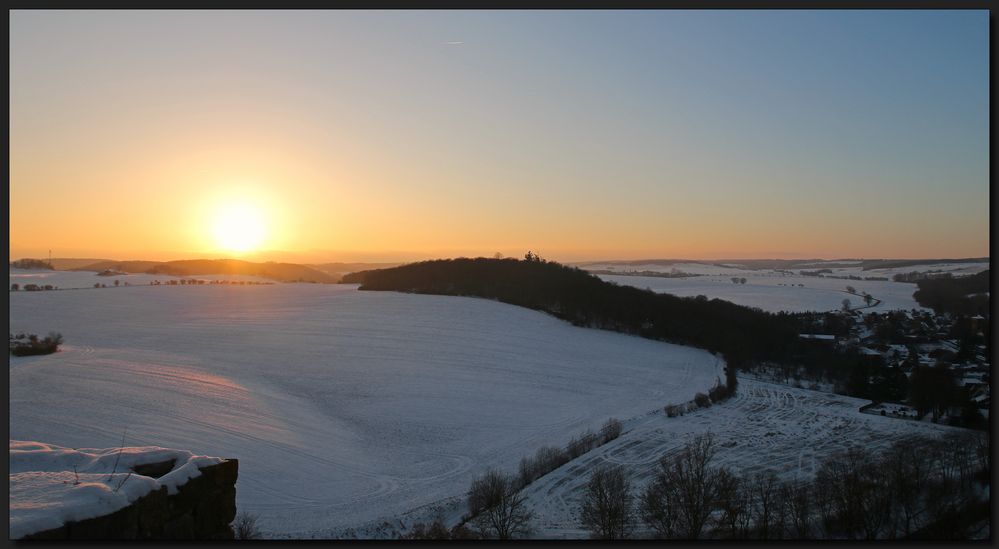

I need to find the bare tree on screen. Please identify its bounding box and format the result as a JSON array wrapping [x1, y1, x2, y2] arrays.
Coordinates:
[[781, 480, 815, 539], [640, 433, 730, 539], [580, 464, 633, 539], [814, 446, 892, 539], [468, 469, 533, 539], [883, 436, 934, 536], [714, 468, 751, 538], [232, 511, 262, 539], [750, 470, 785, 539]]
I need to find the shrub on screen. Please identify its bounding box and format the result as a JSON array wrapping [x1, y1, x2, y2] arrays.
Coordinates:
[[600, 418, 623, 443], [232, 511, 262, 539], [708, 381, 731, 403], [665, 404, 682, 418], [567, 430, 599, 459], [9, 332, 63, 356], [694, 392, 712, 408], [535, 445, 569, 473], [401, 518, 481, 539]]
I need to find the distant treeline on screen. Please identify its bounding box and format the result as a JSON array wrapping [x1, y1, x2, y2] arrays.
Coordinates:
[[10, 258, 54, 270], [71, 259, 338, 284], [913, 271, 990, 316]]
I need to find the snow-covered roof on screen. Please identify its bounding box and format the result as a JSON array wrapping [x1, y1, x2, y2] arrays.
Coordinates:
[[9, 440, 224, 540]]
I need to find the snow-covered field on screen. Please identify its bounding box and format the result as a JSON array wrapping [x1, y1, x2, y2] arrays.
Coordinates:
[[583, 262, 761, 276], [581, 260, 989, 279], [521, 377, 962, 539], [9, 271, 722, 538], [825, 262, 989, 279], [599, 273, 925, 313], [9, 268, 273, 289]]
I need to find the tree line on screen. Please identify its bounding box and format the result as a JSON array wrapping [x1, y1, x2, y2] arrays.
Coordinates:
[[912, 270, 990, 316]]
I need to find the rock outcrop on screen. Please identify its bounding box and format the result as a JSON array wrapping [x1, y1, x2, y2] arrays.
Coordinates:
[[22, 459, 238, 540]]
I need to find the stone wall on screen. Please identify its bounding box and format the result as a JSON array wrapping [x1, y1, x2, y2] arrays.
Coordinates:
[[23, 459, 239, 540]]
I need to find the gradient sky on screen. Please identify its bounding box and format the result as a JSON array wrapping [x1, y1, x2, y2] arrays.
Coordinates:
[[9, 10, 989, 262]]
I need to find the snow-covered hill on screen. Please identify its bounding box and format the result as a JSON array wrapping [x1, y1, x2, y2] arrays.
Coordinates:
[[9, 274, 721, 537]]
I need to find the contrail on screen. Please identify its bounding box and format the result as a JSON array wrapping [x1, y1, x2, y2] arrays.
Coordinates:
[[444, 41, 464, 45]]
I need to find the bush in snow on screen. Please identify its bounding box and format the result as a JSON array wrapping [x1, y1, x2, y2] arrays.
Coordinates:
[[9, 332, 63, 356], [400, 519, 479, 539], [694, 392, 712, 409], [600, 418, 623, 443], [233, 511, 262, 539], [567, 430, 599, 459]]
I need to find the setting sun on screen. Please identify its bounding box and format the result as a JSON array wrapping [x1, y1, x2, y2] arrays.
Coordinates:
[[212, 202, 267, 253]]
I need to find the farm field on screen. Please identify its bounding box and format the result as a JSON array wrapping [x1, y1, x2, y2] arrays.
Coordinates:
[[9, 268, 273, 289], [9, 272, 722, 538], [598, 273, 926, 313], [519, 377, 963, 539]]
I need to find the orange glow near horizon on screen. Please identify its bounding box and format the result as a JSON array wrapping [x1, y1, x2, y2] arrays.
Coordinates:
[[8, 12, 988, 265]]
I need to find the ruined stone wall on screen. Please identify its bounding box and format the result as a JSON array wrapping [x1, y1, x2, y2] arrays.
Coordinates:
[[23, 459, 238, 540]]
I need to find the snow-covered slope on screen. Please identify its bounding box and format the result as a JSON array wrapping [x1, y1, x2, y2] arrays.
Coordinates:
[[9, 274, 722, 537], [520, 377, 961, 539]]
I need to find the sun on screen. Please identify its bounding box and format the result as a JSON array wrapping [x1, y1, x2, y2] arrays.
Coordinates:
[[212, 202, 267, 253]]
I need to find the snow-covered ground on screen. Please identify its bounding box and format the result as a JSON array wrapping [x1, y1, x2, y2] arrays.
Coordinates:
[[583, 262, 761, 276], [9, 271, 722, 538], [824, 262, 989, 279], [9, 440, 223, 539], [520, 377, 963, 539], [9, 268, 273, 289], [581, 260, 989, 279], [599, 273, 925, 313]]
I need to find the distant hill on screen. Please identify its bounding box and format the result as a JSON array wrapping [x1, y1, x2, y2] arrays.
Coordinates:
[[71, 259, 337, 283], [308, 262, 405, 279], [342, 256, 808, 391], [10, 258, 54, 270], [73, 260, 163, 273], [48, 258, 116, 271]]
